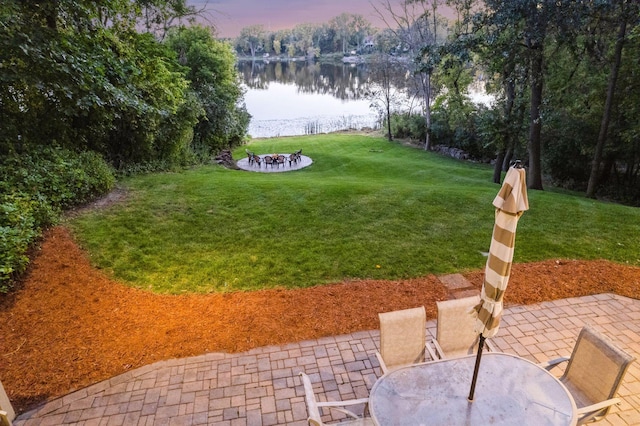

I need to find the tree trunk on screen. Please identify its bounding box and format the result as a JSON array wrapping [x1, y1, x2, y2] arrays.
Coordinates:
[[386, 101, 392, 141], [423, 72, 432, 150], [495, 79, 516, 184], [527, 51, 544, 190], [503, 146, 514, 171], [586, 19, 626, 198], [493, 150, 506, 184]]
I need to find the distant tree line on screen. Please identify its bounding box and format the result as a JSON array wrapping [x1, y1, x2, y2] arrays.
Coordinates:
[[233, 13, 378, 60]]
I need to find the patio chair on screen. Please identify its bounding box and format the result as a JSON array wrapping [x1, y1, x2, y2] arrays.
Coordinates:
[[0, 380, 14, 426], [539, 325, 635, 425], [299, 372, 373, 426], [245, 149, 255, 165], [276, 154, 286, 167], [288, 149, 302, 165], [0, 412, 10, 426], [426, 295, 494, 360], [263, 155, 274, 168], [375, 306, 427, 374]]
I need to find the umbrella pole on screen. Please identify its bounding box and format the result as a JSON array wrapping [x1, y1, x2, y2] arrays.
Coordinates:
[[468, 334, 486, 402]]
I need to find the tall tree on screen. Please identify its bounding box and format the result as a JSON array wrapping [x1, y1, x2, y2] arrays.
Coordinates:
[[477, 0, 584, 190], [469, 3, 529, 182], [137, 0, 203, 40], [586, 1, 636, 198], [291, 23, 322, 59], [523, 1, 546, 190], [374, 0, 446, 150], [349, 14, 374, 53], [330, 13, 352, 53], [165, 25, 250, 154], [236, 25, 266, 58], [367, 54, 408, 141]]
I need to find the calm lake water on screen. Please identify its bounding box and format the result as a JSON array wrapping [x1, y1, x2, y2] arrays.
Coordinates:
[[238, 61, 379, 138], [238, 61, 493, 139]]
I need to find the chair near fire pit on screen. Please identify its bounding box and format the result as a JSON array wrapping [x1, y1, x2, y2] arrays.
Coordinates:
[[245, 149, 256, 165]]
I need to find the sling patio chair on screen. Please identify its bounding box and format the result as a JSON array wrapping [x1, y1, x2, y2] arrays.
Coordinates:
[[426, 295, 494, 360], [0, 412, 10, 426], [375, 306, 428, 374], [299, 372, 373, 426], [539, 325, 635, 425], [0, 380, 14, 426]]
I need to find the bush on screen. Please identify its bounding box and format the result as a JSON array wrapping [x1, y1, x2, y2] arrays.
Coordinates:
[[431, 103, 496, 161], [0, 193, 48, 292], [0, 146, 115, 290], [388, 113, 426, 141]]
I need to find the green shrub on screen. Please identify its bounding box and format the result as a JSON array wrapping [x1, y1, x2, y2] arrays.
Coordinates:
[[388, 113, 426, 140], [74, 151, 117, 204], [0, 146, 115, 290], [0, 193, 44, 291]]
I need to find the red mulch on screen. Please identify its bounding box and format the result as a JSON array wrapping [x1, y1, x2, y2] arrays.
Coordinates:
[[1, 226, 639, 414]]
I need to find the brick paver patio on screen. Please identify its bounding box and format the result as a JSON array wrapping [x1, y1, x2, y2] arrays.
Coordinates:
[[13, 293, 640, 425]]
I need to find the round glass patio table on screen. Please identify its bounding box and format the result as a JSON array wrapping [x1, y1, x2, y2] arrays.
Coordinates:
[[369, 352, 577, 426]]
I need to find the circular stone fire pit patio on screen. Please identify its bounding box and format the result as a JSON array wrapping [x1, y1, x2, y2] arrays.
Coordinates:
[[236, 154, 313, 173]]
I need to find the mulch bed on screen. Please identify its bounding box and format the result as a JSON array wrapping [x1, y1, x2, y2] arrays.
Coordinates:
[[1, 226, 639, 414]]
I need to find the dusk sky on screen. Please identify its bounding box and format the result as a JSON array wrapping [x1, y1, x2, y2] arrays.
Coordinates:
[[188, 0, 392, 38]]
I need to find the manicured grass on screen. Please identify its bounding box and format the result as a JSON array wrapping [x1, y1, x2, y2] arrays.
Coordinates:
[[68, 134, 640, 294]]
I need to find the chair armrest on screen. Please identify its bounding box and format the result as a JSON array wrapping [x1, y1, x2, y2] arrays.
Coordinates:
[[318, 398, 370, 419], [317, 398, 369, 408], [577, 397, 621, 415], [576, 398, 621, 423], [538, 356, 569, 371], [375, 352, 389, 375], [328, 407, 361, 419]]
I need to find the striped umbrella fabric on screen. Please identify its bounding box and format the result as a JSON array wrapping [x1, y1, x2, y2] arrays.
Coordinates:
[[473, 166, 529, 339]]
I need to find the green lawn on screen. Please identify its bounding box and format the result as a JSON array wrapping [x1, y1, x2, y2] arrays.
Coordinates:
[[68, 134, 640, 294]]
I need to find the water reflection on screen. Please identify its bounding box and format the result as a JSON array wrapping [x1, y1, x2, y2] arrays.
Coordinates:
[[238, 61, 380, 138], [239, 61, 371, 100]]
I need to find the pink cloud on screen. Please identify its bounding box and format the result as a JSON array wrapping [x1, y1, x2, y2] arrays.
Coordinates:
[[191, 0, 392, 38]]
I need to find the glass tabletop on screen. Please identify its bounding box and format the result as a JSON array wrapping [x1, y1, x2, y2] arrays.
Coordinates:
[[369, 352, 577, 426]]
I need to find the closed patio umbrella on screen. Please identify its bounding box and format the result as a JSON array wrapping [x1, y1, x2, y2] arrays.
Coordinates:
[[468, 163, 529, 401]]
